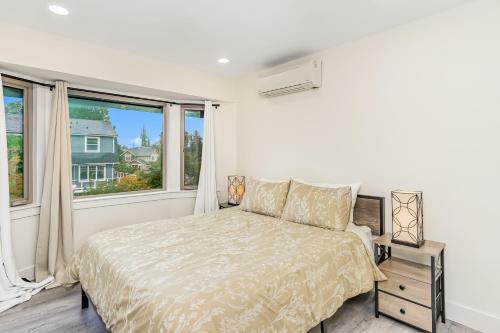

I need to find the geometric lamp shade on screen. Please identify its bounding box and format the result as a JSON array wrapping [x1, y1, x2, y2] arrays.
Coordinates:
[[228, 175, 245, 205], [391, 190, 424, 248]]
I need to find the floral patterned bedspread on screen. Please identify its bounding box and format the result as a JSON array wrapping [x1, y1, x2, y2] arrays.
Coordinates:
[[63, 208, 384, 333]]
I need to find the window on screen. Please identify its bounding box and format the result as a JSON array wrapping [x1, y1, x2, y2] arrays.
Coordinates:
[[181, 106, 204, 189], [69, 91, 165, 197], [89, 165, 97, 180], [97, 165, 105, 180], [2, 77, 32, 206], [85, 136, 100, 152], [79, 166, 88, 180]]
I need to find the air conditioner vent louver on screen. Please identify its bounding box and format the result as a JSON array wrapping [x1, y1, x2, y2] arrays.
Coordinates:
[[257, 60, 321, 98], [260, 82, 314, 97]]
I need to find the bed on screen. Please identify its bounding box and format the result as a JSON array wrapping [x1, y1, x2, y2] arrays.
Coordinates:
[[63, 195, 386, 333]]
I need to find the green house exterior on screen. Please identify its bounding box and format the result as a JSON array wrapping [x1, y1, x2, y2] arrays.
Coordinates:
[[69, 119, 118, 193]]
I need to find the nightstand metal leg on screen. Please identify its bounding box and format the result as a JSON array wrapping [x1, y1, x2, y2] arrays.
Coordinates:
[[374, 244, 380, 263], [374, 244, 391, 264], [374, 281, 379, 318], [431, 256, 436, 333], [320, 320, 325, 333], [441, 249, 446, 323], [81, 288, 89, 309]]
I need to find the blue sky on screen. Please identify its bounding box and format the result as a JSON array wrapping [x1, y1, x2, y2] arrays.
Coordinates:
[[109, 108, 161, 147], [108, 108, 203, 148], [3, 96, 21, 106], [186, 116, 203, 136]]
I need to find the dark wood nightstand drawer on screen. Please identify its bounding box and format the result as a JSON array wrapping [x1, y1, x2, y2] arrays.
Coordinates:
[[378, 270, 431, 307], [379, 291, 432, 332]]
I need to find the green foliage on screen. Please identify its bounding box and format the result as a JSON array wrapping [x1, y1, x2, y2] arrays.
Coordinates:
[[7, 135, 24, 202], [69, 104, 109, 120], [115, 142, 125, 157], [140, 126, 151, 147], [7, 135, 23, 159], [137, 159, 162, 189], [78, 176, 150, 196], [5, 101, 23, 114], [114, 162, 135, 175], [184, 130, 202, 187]]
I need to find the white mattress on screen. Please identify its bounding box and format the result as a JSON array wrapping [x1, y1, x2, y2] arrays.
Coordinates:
[[346, 222, 375, 258]]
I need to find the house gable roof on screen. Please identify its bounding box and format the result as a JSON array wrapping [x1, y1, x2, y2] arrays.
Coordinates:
[[70, 119, 117, 137], [123, 147, 157, 158]]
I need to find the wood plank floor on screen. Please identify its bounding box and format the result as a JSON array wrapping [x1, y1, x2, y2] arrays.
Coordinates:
[[0, 286, 479, 333]]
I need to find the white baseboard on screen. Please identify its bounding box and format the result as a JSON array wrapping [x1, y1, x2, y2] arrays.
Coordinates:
[[447, 300, 500, 333], [18, 265, 35, 281]]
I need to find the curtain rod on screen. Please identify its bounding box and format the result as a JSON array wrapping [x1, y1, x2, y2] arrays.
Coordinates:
[[1, 73, 220, 107]]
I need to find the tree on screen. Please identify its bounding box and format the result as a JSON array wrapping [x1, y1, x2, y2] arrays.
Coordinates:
[[114, 162, 135, 175], [5, 101, 23, 114], [7, 144, 24, 201], [140, 126, 150, 147], [183, 130, 202, 186], [69, 103, 109, 120], [137, 148, 162, 189]]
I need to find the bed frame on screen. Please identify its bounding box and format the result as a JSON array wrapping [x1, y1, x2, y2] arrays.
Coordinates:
[[81, 194, 386, 333], [353, 194, 385, 236]]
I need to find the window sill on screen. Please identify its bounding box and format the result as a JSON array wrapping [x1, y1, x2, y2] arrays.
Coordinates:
[[10, 204, 41, 221], [73, 190, 197, 210], [9, 191, 200, 217]]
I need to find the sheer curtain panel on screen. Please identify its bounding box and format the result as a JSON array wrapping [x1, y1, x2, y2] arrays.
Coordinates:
[[194, 101, 219, 214], [0, 75, 53, 313]]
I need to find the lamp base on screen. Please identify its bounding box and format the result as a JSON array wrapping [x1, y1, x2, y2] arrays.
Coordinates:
[[391, 238, 425, 248]]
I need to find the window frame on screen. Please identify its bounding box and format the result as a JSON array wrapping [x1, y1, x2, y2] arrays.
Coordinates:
[[84, 136, 100, 153], [96, 165, 104, 180], [2, 77, 33, 207], [68, 89, 168, 199], [88, 165, 97, 180], [180, 105, 204, 190], [79, 165, 89, 181]]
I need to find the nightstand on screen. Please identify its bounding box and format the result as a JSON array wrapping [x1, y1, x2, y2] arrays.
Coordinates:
[[374, 233, 445, 333], [219, 202, 239, 209]]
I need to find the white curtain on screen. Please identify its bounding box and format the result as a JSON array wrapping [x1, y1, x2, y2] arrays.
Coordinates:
[[33, 85, 53, 199], [194, 101, 219, 214], [0, 75, 53, 313], [35, 81, 74, 285]]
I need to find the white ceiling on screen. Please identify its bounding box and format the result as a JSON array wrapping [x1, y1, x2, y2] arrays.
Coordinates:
[[0, 0, 471, 77]]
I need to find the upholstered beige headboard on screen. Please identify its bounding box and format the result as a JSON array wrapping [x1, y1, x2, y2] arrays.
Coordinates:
[[353, 195, 385, 236]]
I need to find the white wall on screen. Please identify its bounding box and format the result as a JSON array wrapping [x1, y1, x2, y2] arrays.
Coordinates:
[[0, 22, 235, 102], [236, 1, 500, 332]]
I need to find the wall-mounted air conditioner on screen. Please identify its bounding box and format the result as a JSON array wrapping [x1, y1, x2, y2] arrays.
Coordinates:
[[257, 59, 322, 97]]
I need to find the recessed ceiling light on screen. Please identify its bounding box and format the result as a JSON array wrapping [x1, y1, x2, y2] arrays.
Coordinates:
[[218, 58, 230, 64], [49, 5, 69, 15]]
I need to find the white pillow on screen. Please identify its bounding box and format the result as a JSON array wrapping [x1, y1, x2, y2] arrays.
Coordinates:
[[294, 179, 361, 223]]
